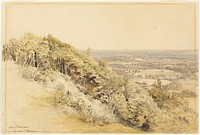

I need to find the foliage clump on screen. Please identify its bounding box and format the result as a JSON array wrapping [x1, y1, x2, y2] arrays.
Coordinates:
[[148, 79, 197, 132]]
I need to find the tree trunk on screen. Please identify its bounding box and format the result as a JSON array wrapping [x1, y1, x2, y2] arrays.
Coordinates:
[[60, 58, 65, 74], [34, 52, 38, 68]]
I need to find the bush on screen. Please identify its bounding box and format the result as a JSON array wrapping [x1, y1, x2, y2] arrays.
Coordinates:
[[149, 79, 170, 108], [53, 83, 71, 106], [19, 66, 37, 81]]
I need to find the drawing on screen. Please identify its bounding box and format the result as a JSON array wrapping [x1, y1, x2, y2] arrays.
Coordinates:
[[2, 2, 198, 133]]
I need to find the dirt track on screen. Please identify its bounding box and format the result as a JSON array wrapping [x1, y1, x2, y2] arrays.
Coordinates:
[[3, 62, 143, 133]]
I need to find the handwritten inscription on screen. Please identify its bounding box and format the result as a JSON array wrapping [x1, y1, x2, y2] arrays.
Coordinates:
[[8, 125, 36, 132]]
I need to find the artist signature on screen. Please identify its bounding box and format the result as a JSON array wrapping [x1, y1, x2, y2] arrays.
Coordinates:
[[8, 125, 36, 132]]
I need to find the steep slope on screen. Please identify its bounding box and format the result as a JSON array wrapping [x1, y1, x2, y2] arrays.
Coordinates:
[[3, 61, 144, 133], [3, 33, 110, 98], [3, 33, 157, 130], [2, 33, 198, 133]]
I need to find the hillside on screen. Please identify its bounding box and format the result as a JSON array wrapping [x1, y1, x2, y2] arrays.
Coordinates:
[[2, 33, 198, 133], [3, 61, 147, 133]]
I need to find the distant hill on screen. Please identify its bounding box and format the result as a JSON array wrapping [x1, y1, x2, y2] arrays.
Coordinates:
[[92, 49, 198, 60]]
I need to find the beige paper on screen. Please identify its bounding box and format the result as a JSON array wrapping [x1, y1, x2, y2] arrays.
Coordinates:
[[2, 2, 198, 133]]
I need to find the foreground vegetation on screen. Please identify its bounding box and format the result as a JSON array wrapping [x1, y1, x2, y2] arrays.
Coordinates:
[[2, 33, 198, 132]]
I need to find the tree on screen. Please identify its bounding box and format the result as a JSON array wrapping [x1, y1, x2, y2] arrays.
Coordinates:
[[98, 60, 107, 68], [22, 32, 39, 40], [149, 79, 170, 108], [86, 47, 92, 56]]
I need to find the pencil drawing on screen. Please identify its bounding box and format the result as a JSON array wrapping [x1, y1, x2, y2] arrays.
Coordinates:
[[2, 2, 198, 133]]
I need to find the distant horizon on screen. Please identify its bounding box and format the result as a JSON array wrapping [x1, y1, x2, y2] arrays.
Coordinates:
[[80, 48, 199, 51]]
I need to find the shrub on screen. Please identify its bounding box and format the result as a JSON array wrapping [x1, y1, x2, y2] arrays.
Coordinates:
[[53, 83, 71, 106], [149, 79, 170, 108], [19, 66, 37, 81]]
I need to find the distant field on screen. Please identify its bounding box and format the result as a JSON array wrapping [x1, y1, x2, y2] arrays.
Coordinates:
[[140, 69, 182, 77], [135, 78, 171, 85]]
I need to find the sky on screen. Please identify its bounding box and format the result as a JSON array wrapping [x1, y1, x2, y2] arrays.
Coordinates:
[[3, 3, 197, 50]]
